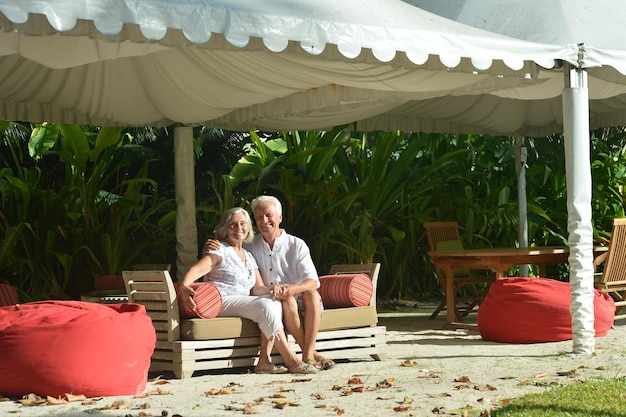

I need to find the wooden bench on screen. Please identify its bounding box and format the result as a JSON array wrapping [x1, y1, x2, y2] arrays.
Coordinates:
[[123, 263, 387, 378]]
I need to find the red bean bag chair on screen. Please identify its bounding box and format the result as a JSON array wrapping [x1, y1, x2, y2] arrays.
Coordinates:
[[0, 300, 155, 397], [477, 278, 615, 343]]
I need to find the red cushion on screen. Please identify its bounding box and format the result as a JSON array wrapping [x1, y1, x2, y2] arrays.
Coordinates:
[[95, 274, 125, 291], [0, 284, 18, 306], [174, 283, 222, 319], [477, 278, 615, 343], [0, 300, 155, 397], [318, 274, 373, 308]]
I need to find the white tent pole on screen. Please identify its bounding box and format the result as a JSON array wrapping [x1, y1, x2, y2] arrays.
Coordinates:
[[515, 137, 529, 277], [563, 60, 595, 354], [174, 126, 198, 281]]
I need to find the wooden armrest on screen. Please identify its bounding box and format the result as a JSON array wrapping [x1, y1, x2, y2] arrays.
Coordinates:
[[593, 252, 608, 272]]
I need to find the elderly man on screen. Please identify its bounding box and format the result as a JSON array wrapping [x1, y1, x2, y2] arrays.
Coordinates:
[[205, 196, 334, 370]]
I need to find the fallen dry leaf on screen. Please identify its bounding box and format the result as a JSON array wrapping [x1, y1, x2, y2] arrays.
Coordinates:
[[18, 394, 46, 406], [348, 377, 364, 385], [401, 396, 413, 404], [477, 397, 491, 403], [393, 405, 410, 412], [204, 388, 245, 396], [557, 369, 577, 376], [427, 392, 451, 398], [223, 404, 245, 411], [418, 371, 442, 379], [455, 376, 471, 383], [291, 378, 312, 383], [331, 405, 345, 415], [137, 388, 171, 397], [46, 396, 68, 405], [474, 384, 498, 391], [400, 359, 418, 367], [243, 405, 259, 414], [448, 405, 482, 416], [377, 378, 396, 388], [64, 394, 86, 402], [98, 400, 131, 410], [499, 398, 514, 407], [311, 392, 325, 400], [454, 384, 470, 390], [138, 412, 152, 417], [533, 372, 549, 378]]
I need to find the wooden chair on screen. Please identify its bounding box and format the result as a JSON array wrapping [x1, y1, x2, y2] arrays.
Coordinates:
[[594, 218, 626, 319], [423, 221, 495, 320]]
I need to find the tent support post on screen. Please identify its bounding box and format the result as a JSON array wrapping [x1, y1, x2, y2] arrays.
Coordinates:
[[174, 126, 198, 281], [515, 137, 529, 277], [563, 60, 595, 354]]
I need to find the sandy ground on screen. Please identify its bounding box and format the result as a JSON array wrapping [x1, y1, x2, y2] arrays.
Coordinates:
[[2, 303, 625, 417]]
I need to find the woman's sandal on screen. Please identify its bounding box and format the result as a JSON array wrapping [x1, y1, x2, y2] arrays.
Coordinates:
[[289, 363, 319, 374], [254, 364, 288, 374], [314, 355, 335, 370]]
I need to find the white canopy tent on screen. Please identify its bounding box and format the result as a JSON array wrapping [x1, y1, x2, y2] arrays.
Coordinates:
[[0, 0, 568, 275], [0, 0, 602, 352]]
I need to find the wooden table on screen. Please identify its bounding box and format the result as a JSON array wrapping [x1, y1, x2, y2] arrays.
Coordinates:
[[428, 246, 608, 329]]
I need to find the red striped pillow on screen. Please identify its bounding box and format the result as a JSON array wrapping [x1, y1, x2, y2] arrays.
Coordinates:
[[0, 284, 18, 306], [318, 274, 373, 308], [174, 283, 222, 319]]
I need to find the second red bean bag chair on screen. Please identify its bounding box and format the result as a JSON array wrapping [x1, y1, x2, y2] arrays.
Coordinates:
[[477, 277, 615, 343], [0, 300, 155, 397]]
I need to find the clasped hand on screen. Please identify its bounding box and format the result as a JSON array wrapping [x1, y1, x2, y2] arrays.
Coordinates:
[[270, 284, 291, 300]]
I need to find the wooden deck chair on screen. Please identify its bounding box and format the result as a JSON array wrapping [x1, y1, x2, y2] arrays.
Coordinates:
[[423, 221, 495, 320], [594, 218, 626, 320]]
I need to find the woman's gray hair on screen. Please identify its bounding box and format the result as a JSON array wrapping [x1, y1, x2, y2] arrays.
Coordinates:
[[214, 207, 255, 243], [250, 195, 283, 216]]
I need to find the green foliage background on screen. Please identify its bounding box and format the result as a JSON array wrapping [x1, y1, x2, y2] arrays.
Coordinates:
[[1, 122, 625, 301]]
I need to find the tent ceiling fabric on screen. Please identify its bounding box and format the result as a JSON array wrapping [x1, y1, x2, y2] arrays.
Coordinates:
[[390, 0, 626, 136], [0, 0, 568, 129], [405, 0, 626, 72]]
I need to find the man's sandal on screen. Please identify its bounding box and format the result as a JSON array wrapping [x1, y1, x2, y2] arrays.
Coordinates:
[[289, 363, 319, 374], [315, 355, 335, 370]]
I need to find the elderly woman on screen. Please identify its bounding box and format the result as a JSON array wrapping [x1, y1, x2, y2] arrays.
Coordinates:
[[178, 207, 317, 374]]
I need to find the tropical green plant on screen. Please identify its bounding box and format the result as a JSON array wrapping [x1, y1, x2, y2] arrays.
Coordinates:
[[3, 120, 626, 302], [0, 123, 176, 300]]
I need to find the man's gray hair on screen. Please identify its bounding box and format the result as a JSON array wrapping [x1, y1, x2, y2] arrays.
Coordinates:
[[250, 195, 283, 216]]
